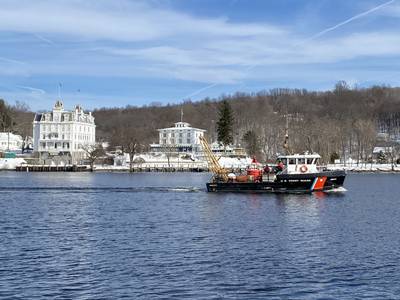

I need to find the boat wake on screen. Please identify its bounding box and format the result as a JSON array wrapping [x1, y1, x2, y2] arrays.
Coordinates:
[[0, 186, 201, 193], [325, 187, 347, 193]]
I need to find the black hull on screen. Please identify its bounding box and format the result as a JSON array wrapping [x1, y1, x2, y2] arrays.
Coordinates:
[[206, 170, 346, 193]]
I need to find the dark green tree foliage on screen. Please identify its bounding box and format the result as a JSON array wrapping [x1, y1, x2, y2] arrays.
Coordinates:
[[377, 151, 386, 164], [216, 99, 234, 146], [243, 130, 261, 158], [0, 99, 13, 130], [330, 152, 340, 164]]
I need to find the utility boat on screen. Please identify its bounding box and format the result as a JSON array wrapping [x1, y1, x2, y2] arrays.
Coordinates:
[[206, 152, 346, 193]]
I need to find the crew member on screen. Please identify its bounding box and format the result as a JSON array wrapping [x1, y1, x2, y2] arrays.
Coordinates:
[[276, 160, 284, 172]]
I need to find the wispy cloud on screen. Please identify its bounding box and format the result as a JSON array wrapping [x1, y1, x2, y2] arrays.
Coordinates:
[[184, 0, 398, 97], [0, 0, 283, 42], [0, 0, 399, 108]]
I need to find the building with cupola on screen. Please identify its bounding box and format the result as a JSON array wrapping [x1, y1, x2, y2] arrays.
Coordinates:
[[33, 100, 96, 164], [150, 121, 206, 153]]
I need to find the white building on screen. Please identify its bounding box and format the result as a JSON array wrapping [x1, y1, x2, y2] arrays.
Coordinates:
[[33, 100, 96, 164], [0, 132, 23, 152], [210, 141, 247, 158], [150, 121, 206, 153]]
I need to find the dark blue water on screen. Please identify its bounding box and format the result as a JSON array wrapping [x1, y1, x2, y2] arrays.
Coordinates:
[[1, 172, 399, 299]]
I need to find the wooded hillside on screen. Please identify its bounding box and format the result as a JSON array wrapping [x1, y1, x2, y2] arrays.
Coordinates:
[[3, 82, 400, 163], [93, 83, 400, 162]]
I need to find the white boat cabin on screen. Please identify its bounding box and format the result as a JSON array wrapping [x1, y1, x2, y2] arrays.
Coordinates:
[[277, 153, 321, 174]]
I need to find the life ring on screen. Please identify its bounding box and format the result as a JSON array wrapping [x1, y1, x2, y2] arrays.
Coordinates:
[[300, 165, 308, 173]]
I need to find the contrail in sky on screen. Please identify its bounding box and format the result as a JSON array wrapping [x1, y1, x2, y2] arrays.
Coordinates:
[[183, 0, 396, 99], [183, 83, 219, 99], [16, 85, 46, 94], [34, 34, 55, 45], [304, 0, 396, 42], [0, 57, 25, 65]]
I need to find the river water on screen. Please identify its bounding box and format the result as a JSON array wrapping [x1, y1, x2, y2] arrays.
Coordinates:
[[0, 172, 399, 299]]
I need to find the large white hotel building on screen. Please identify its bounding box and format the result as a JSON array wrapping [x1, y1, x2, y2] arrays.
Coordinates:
[[150, 121, 206, 153], [33, 100, 96, 164]]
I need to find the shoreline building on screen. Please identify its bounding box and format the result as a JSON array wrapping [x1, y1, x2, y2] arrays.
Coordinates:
[[150, 121, 206, 153], [33, 100, 96, 164], [0, 132, 23, 152]]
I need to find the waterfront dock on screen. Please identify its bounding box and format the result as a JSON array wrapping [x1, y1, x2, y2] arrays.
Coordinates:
[[14, 164, 248, 173], [16, 165, 88, 172]]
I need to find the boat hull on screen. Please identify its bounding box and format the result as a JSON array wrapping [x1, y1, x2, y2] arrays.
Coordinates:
[[206, 170, 346, 193]]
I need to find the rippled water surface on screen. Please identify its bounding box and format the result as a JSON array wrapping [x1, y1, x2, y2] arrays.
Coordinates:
[[1, 172, 400, 299]]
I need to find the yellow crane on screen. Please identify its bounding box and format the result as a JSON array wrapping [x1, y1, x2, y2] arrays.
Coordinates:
[[199, 135, 228, 182]]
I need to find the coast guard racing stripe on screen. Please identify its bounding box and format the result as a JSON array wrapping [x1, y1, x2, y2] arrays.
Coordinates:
[[311, 176, 327, 191]]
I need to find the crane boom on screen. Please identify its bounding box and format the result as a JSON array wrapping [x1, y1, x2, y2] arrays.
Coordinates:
[[199, 135, 228, 182]]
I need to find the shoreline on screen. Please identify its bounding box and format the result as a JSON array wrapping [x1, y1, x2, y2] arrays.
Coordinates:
[[4, 164, 400, 173]]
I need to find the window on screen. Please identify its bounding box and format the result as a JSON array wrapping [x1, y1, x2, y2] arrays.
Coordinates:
[[187, 138, 191, 144], [179, 139, 182, 144], [298, 158, 305, 164], [307, 158, 313, 164], [163, 139, 167, 144], [171, 133, 175, 137], [179, 133, 183, 137], [289, 158, 295, 165], [163, 133, 166, 138]]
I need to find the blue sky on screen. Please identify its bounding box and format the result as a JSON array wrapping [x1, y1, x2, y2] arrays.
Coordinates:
[[0, 0, 399, 111]]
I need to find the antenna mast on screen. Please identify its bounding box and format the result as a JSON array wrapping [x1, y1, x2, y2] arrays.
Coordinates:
[[283, 112, 292, 155], [58, 83, 62, 99]]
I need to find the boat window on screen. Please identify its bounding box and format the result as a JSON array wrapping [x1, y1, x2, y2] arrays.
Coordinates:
[[315, 158, 320, 165], [289, 158, 295, 165], [298, 158, 305, 164], [307, 158, 313, 164], [281, 158, 287, 165]]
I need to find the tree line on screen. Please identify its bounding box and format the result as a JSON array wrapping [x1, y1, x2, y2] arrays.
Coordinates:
[[2, 82, 400, 163], [93, 83, 400, 163]]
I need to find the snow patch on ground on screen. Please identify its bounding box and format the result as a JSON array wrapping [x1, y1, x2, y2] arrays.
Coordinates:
[[327, 163, 400, 172], [0, 158, 27, 170]]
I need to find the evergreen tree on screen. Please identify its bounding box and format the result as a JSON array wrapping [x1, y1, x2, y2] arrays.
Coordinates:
[[216, 100, 234, 147], [0, 99, 13, 131], [377, 151, 386, 164]]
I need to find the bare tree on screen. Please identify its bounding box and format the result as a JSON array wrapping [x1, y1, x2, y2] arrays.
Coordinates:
[[81, 143, 105, 171], [126, 139, 140, 172], [160, 144, 176, 168]]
